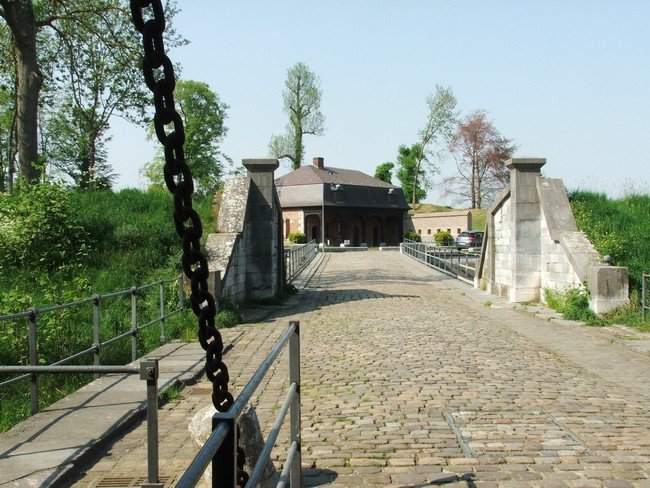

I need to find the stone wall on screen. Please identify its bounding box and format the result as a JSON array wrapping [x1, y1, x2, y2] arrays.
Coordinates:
[[204, 159, 283, 303], [478, 158, 629, 314], [405, 211, 472, 243]]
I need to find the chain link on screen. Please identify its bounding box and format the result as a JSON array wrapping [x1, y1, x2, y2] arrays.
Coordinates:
[[129, 2, 247, 485]]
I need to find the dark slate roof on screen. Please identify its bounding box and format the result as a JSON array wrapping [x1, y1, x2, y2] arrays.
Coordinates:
[[275, 165, 410, 210], [276, 165, 398, 189]]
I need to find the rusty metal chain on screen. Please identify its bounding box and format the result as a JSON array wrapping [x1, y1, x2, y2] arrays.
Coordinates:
[[129, 2, 247, 484]]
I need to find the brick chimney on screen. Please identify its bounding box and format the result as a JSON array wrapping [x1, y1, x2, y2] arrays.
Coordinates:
[[313, 157, 324, 169]]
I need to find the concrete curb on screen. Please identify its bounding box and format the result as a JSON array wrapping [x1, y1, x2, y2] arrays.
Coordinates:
[[0, 342, 206, 487]]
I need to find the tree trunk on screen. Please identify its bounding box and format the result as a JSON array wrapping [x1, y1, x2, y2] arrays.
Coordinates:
[[1, 0, 43, 182]]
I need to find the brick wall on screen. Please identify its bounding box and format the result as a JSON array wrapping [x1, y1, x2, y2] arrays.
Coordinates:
[[405, 211, 472, 242]]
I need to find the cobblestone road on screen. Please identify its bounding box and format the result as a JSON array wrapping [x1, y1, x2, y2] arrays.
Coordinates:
[[71, 251, 650, 487]]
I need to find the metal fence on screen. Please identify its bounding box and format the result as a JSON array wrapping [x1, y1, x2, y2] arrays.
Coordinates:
[[177, 321, 301, 488], [401, 239, 479, 284], [285, 240, 319, 283], [641, 272, 650, 321], [0, 276, 184, 415], [0, 359, 163, 485]]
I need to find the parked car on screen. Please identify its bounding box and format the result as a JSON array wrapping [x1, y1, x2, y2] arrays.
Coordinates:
[[455, 231, 484, 250]]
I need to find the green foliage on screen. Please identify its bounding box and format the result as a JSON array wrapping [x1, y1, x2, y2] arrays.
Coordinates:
[[374, 162, 394, 184], [268, 62, 325, 170], [404, 231, 421, 242], [395, 144, 428, 204], [288, 232, 307, 244], [141, 80, 230, 196], [570, 191, 650, 292], [0, 181, 90, 273], [543, 286, 602, 326], [215, 298, 244, 328], [0, 187, 216, 431], [434, 230, 454, 246]]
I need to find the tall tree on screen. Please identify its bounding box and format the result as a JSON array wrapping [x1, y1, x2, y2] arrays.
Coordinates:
[[395, 144, 427, 204], [269, 62, 325, 170], [374, 161, 394, 184], [443, 109, 517, 208], [409, 85, 458, 208], [0, 0, 183, 185], [141, 80, 229, 196], [0, 0, 41, 181], [45, 2, 154, 188], [0, 80, 16, 191]]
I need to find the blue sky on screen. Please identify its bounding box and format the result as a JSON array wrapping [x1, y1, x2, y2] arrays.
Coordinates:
[[109, 0, 650, 205]]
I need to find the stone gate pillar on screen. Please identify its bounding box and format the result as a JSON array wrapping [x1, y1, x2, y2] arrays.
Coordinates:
[[507, 158, 546, 302], [243, 159, 280, 301]]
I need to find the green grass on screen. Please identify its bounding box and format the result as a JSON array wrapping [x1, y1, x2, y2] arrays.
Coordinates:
[[0, 185, 215, 432]]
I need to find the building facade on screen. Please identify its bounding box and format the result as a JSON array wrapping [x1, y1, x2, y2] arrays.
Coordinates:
[[405, 211, 472, 242], [276, 157, 410, 247]]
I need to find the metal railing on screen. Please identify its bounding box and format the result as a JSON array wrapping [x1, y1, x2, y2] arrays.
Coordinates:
[[285, 240, 319, 283], [177, 321, 301, 488], [0, 360, 163, 486], [401, 239, 479, 284], [641, 272, 650, 321], [0, 275, 184, 415]]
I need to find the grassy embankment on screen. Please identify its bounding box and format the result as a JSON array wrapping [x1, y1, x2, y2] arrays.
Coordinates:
[[0, 186, 214, 431]]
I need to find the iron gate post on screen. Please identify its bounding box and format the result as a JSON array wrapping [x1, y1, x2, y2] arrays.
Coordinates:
[[212, 412, 237, 488], [140, 358, 163, 488], [289, 321, 302, 488]]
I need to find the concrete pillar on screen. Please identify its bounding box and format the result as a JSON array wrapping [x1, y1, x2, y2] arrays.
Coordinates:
[[506, 158, 546, 302], [243, 159, 279, 301]]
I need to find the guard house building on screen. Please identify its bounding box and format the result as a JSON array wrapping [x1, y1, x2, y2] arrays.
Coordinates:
[[276, 157, 410, 247]]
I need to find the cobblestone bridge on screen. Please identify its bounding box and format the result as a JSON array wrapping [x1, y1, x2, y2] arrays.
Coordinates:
[[73, 251, 650, 487]]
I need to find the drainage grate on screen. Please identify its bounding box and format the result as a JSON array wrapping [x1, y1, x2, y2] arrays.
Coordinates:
[[444, 411, 594, 458], [96, 474, 174, 487]]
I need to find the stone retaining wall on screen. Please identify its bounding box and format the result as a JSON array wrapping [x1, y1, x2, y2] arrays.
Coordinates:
[[478, 158, 628, 314]]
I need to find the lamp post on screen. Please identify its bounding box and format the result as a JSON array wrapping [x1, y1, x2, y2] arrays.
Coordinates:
[[322, 171, 333, 251]]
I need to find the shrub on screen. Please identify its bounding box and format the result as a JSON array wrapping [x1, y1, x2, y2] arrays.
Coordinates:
[[543, 285, 602, 325], [0, 181, 91, 273], [404, 231, 421, 242], [288, 232, 307, 244], [434, 230, 454, 246]]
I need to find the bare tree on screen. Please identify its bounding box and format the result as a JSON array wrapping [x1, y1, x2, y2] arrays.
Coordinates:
[[443, 110, 516, 209]]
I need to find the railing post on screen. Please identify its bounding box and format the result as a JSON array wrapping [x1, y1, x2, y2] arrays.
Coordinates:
[[179, 274, 185, 310], [212, 413, 237, 488], [289, 321, 302, 488], [159, 281, 166, 345], [131, 287, 138, 362], [28, 308, 39, 415], [93, 294, 101, 378], [641, 271, 650, 322], [140, 358, 163, 488]]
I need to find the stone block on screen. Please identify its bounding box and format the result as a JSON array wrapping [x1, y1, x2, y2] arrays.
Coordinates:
[[188, 404, 278, 488], [588, 265, 629, 314]]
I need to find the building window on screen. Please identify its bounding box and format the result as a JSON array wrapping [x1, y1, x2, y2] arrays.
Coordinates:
[[417, 229, 421, 235], [285, 219, 291, 238], [427, 229, 431, 234]]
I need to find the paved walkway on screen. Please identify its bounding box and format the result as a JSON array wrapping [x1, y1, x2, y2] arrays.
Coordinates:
[[5, 251, 650, 487]]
